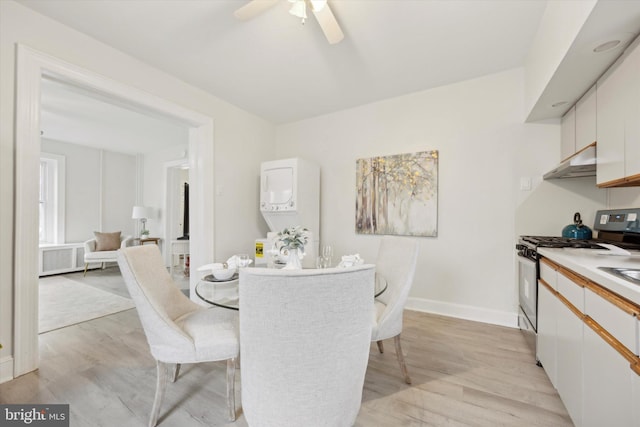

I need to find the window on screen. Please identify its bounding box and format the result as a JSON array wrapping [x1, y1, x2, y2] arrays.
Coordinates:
[[39, 153, 65, 244]]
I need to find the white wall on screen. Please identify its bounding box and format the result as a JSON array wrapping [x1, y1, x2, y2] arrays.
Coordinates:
[[276, 69, 525, 324], [276, 68, 606, 326], [0, 0, 275, 380], [41, 139, 137, 242], [610, 187, 640, 209], [276, 65, 640, 326]]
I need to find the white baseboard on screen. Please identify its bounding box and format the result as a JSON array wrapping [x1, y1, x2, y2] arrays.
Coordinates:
[[0, 356, 14, 384], [406, 296, 518, 328]]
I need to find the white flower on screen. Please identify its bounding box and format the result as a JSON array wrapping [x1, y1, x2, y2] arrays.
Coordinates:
[[275, 226, 310, 253]]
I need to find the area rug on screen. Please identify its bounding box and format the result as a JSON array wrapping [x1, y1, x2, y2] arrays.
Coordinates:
[[39, 275, 135, 333]]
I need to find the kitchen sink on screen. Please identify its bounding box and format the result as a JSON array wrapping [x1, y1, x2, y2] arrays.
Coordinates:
[[598, 267, 640, 286]]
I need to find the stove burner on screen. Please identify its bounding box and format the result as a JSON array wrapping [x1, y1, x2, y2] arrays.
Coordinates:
[[519, 235, 640, 251], [519, 236, 604, 249]]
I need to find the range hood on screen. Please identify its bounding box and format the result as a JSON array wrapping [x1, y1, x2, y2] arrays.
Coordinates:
[[543, 143, 596, 180]]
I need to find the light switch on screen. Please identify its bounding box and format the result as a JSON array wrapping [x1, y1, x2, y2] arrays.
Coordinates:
[[520, 177, 532, 191]]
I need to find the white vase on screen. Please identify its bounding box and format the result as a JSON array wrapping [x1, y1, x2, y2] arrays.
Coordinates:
[[283, 247, 303, 270]]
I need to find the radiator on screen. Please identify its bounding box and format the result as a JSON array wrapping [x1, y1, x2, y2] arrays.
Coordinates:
[[39, 244, 85, 276]]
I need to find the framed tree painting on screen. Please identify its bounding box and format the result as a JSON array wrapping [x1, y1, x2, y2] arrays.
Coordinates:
[[356, 150, 438, 237]]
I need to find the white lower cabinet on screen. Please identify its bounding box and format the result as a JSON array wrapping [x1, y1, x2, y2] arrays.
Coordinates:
[[556, 278, 583, 426], [582, 325, 634, 427], [538, 258, 640, 427], [537, 282, 557, 387], [634, 367, 640, 426]]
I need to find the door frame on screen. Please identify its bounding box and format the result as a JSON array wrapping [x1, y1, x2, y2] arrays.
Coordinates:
[[14, 44, 215, 377]]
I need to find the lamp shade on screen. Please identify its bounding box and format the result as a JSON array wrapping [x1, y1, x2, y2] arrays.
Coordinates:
[[132, 206, 151, 220]]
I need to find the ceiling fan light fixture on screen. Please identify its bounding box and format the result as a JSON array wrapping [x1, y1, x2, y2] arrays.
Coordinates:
[[236, 0, 343, 44], [289, 0, 307, 23]]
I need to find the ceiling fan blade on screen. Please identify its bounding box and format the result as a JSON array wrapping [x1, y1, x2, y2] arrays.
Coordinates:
[[312, 3, 344, 45], [234, 0, 279, 21]]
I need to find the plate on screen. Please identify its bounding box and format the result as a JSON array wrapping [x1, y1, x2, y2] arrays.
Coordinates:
[[202, 273, 239, 282]]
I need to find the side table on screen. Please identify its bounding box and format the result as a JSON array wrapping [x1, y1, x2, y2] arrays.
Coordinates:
[[140, 237, 161, 245]]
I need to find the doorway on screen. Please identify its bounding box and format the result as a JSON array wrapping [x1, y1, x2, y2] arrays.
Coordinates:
[[165, 160, 190, 278], [14, 45, 216, 378]]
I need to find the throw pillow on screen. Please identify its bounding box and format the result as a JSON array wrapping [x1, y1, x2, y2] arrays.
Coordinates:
[[94, 231, 121, 251]]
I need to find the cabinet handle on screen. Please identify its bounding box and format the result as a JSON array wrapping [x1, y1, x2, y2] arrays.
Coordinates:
[[583, 315, 639, 375]]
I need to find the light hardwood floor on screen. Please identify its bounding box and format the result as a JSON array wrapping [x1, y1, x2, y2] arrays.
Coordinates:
[[1, 287, 572, 426]]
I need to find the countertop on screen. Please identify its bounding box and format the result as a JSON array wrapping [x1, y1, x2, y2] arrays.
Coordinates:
[[538, 247, 640, 306]]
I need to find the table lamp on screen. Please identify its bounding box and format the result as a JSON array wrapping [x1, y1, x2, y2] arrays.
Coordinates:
[[132, 206, 151, 237]]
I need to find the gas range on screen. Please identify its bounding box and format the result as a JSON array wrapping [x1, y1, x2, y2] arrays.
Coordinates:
[[519, 235, 605, 249], [516, 208, 640, 359], [516, 235, 640, 261], [517, 236, 603, 260], [517, 208, 640, 261]]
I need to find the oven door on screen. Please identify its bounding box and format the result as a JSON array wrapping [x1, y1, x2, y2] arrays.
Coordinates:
[[517, 255, 537, 331]]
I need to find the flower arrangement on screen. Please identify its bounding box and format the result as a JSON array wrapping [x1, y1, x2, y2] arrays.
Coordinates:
[[275, 226, 310, 269], [276, 226, 310, 253]]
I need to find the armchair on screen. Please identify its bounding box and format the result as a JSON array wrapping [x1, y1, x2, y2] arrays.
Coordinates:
[[83, 232, 132, 276]]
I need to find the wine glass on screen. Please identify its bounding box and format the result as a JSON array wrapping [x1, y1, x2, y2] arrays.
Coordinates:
[[321, 245, 333, 268], [237, 253, 250, 269]]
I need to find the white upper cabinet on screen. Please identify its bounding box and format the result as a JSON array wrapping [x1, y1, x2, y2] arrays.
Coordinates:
[[597, 37, 640, 187], [597, 50, 626, 184], [560, 106, 576, 160], [575, 85, 596, 153], [560, 84, 596, 161], [624, 39, 640, 180]]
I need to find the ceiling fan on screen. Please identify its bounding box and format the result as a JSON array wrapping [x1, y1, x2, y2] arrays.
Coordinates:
[[234, 0, 345, 45]]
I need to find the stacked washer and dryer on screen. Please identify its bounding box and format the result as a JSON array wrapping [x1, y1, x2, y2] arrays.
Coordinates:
[[255, 158, 320, 268]]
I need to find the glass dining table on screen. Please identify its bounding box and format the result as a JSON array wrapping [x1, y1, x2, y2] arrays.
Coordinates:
[[195, 270, 388, 311]]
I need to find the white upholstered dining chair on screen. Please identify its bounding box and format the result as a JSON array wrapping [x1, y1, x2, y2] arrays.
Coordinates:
[[117, 245, 239, 426], [372, 236, 419, 384], [239, 265, 375, 427]]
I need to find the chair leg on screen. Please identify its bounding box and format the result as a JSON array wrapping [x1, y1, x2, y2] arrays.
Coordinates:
[[226, 358, 236, 422], [393, 334, 411, 384], [376, 340, 384, 353], [149, 360, 170, 427], [83, 263, 89, 277], [172, 363, 181, 382]]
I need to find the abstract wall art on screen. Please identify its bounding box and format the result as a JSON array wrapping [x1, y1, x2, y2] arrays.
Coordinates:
[[356, 150, 438, 237]]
